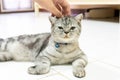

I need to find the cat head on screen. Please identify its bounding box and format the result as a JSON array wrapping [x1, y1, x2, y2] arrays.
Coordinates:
[[49, 14, 83, 43]]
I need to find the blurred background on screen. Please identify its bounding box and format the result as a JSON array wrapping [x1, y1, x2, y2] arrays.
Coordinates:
[[0, 0, 119, 22]]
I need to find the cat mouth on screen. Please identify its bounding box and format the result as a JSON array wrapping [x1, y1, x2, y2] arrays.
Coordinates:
[[64, 35, 69, 38]]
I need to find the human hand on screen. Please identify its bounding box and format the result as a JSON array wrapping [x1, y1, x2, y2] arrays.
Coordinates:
[[34, 0, 71, 17]]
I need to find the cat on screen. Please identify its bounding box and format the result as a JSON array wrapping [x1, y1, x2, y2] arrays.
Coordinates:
[[0, 14, 87, 78]]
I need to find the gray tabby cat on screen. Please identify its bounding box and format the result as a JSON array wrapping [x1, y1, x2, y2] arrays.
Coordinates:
[[0, 14, 87, 78]]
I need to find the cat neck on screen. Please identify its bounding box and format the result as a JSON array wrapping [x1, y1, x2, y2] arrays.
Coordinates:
[[54, 41, 71, 48], [53, 40, 79, 53], [49, 37, 79, 49]]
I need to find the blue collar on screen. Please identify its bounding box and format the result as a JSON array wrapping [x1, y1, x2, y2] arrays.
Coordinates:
[[55, 42, 69, 48]]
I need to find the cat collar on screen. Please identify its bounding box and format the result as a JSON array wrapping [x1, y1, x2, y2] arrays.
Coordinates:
[[55, 43, 68, 48]]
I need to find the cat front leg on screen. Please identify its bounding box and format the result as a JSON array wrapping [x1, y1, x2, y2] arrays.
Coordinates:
[[0, 52, 13, 61], [28, 56, 51, 75], [72, 56, 87, 78]]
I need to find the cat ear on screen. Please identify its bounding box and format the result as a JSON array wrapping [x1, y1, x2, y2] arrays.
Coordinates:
[[75, 14, 83, 22], [49, 16, 57, 24]]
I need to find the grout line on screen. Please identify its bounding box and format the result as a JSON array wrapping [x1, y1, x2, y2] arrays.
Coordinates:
[[87, 57, 120, 71], [95, 60, 120, 69], [88, 57, 120, 69], [52, 68, 72, 80], [37, 73, 69, 80], [88, 57, 99, 63], [36, 73, 58, 80], [37, 68, 70, 80]]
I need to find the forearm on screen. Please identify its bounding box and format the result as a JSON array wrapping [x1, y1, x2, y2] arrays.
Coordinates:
[[73, 51, 88, 67], [72, 54, 88, 78], [72, 58, 88, 68], [35, 56, 51, 66]]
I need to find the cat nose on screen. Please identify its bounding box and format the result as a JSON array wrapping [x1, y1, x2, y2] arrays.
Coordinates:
[[64, 32, 69, 34]]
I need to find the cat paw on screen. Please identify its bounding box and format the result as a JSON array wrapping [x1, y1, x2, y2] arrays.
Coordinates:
[[28, 65, 50, 75], [73, 68, 86, 78], [0, 53, 13, 61]]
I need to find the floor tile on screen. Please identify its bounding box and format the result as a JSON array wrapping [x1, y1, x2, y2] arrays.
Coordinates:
[[0, 12, 51, 38], [52, 62, 120, 80], [52, 65, 83, 80], [98, 55, 120, 68], [84, 62, 120, 80], [39, 74, 69, 80], [80, 20, 119, 60], [88, 57, 98, 63], [0, 62, 57, 80]]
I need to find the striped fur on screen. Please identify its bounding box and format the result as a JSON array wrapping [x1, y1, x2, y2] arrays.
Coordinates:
[[0, 33, 50, 61], [0, 14, 87, 78]]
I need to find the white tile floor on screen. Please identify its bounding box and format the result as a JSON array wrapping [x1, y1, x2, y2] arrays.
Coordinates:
[[0, 12, 120, 80]]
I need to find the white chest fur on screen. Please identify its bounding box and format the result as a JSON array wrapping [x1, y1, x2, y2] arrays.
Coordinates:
[[41, 41, 82, 65]]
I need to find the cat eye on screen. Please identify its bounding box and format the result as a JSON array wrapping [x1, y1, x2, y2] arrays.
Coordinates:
[[58, 26, 63, 29], [71, 27, 76, 30]]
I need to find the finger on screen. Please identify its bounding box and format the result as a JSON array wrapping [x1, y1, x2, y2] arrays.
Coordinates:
[[57, 0, 71, 16], [51, 4, 63, 17], [63, 5, 71, 16], [50, 7, 63, 17], [46, 3, 63, 17]]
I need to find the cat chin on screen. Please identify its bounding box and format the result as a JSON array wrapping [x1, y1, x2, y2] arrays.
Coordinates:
[[53, 37, 77, 43]]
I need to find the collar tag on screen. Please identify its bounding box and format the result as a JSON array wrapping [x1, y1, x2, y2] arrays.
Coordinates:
[[55, 43, 69, 48], [55, 43, 60, 48]]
